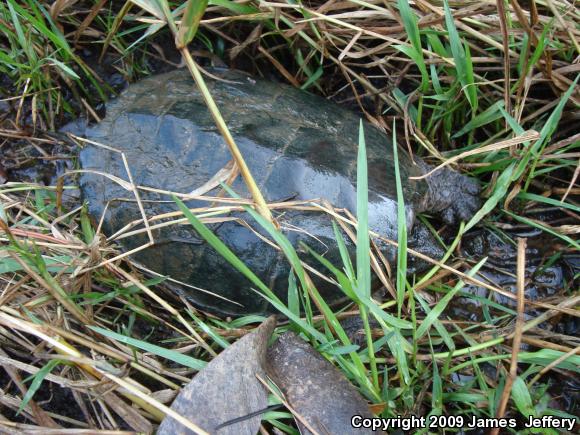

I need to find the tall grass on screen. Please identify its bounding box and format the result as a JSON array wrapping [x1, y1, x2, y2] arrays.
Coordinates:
[[0, 0, 107, 127]]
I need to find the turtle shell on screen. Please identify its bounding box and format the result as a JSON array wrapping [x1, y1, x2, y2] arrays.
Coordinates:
[[77, 69, 428, 314]]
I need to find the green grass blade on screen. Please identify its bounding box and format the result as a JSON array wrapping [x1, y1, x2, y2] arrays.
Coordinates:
[[7, 0, 35, 62], [187, 311, 230, 350], [397, 0, 420, 51], [511, 376, 536, 418], [209, 0, 257, 15], [522, 75, 579, 189], [426, 32, 447, 58], [241, 214, 381, 399], [287, 272, 300, 317], [416, 257, 487, 340], [452, 101, 503, 138], [430, 349, 443, 414], [332, 221, 355, 281], [18, 359, 61, 415], [90, 325, 207, 370], [464, 162, 515, 231], [396, 0, 427, 90], [301, 243, 357, 301], [443, 0, 476, 110], [154, 0, 177, 34], [415, 222, 463, 287], [176, 0, 208, 48], [415, 294, 455, 351], [173, 196, 325, 341], [503, 210, 580, 250], [42, 57, 80, 79], [392, 121, 407, 316], [516, 192, 580, 214], [130, 0, 164, 19], [518, 350, 580, 373], [354, 121, 380, 388], [300, 65, 323, 90], [387, 328, 410, 385], [513, 22, 551, 91], [463, 39, 477, 112], [302, 243, 412, 330], [356, 120, 371, 299], [516, 32, 529, 77], [394, 45, 428, 91], [429, 57, 443, 95]]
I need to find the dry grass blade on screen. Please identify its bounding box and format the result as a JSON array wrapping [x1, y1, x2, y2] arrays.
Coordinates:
[[180, 49, 274, 223], [0, 312, 160, 429], [0, 424, 135, 434], [73, 0, 108, 45], [107, 263, 217, 357], [545, 0, 580, 54], [103, 373, 209, 435], [99, 1, 133, 62], [496, 0, 511, 114], [410, 130, 540, 180], [492, 237, 527, 434]]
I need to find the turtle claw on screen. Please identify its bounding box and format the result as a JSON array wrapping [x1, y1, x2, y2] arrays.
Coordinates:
[[441, 208, 456, 225], [421, 166, 481, 225], [444, 188, 481, 224]]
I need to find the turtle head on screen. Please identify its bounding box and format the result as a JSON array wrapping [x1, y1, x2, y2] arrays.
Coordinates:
[[420, 165, 481, 225]]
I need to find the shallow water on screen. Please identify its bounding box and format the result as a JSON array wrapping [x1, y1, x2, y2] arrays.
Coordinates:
[[452, 228, 578, 325]]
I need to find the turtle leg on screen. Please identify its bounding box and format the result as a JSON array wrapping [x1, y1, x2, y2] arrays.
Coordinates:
[[418, 162, 481, 225]]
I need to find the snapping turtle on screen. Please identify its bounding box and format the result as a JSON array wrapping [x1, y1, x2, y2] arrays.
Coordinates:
[[73, 69, 479, 315]]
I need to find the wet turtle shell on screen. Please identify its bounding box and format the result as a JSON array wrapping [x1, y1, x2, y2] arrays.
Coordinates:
[[75, 69, 477, 315]]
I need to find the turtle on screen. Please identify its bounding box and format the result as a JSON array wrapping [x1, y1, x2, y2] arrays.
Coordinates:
[[71, 68, 480, 315]]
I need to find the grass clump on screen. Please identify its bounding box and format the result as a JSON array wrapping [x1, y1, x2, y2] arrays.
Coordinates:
[[0, 0, 109, 128]]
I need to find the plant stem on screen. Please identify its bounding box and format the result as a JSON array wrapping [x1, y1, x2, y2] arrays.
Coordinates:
[[180, 48, 274, 223]]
